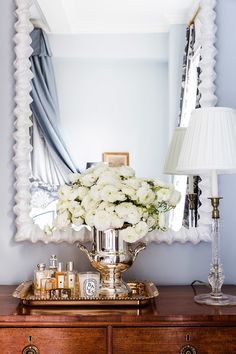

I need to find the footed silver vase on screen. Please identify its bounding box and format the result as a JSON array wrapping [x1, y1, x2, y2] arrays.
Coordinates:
[[78, 228, 146, 298]]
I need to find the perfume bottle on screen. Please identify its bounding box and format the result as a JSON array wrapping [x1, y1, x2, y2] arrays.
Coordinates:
[[41, 276, 56, 299], [49, 254, 58, 278], [56, 262, 65, 288], [34, 263, 47, 297], [65, 261, 76, 296]]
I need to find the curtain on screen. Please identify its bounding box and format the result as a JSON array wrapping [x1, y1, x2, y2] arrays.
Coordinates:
[[30, 28, 78, 193], [177, 24, 201, 228]]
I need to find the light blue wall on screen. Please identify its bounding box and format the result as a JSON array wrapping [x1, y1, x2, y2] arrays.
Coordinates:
[[215, 0, 236, 284], [50, 32, 170, 178], [49, 33, 168, 61], [1, 0, 234, 286], [54, 59, 169, 179]]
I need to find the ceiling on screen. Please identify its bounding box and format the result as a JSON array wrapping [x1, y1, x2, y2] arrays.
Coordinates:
[[31, 0, 200, 34]]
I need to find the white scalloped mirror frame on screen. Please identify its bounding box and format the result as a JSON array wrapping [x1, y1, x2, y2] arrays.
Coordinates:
[[13, 0, 217, 244]]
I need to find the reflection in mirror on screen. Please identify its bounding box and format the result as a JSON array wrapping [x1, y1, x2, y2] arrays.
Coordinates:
[[13, 0, 216, 243], [29, 27, 78, 230], [167, 22, 201, 231]]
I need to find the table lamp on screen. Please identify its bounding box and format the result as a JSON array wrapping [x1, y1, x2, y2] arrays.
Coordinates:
[[164, 127, 196, 228], [177, 106, 236, 305]]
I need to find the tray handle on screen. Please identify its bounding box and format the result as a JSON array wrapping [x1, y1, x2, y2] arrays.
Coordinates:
[[12, 280, 33, 299]]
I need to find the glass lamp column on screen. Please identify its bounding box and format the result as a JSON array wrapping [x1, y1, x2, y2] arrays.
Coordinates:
[[194, 197, 236, 305]]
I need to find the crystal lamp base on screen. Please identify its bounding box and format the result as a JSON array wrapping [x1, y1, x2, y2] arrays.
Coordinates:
[[194, 292, 236, 306]]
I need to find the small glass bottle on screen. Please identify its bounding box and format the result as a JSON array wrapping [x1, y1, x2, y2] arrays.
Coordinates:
[[40, 276, 50, 298], [43, 276, 56, 299], [65, 261, 76, 296], [49, 254, 58, 278], [56, 262, 65, 288], [34, 263, 47, 297]]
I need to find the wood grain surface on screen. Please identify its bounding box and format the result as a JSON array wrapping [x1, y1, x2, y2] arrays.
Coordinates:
[[1, 285, 236, 353]]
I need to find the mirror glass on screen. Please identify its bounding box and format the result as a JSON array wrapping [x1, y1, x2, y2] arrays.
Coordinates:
[[29, 0, 200, 231]]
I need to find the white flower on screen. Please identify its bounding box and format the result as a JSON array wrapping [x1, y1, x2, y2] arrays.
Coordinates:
[[135, 221, 149, 237], [110, 212, 124, 229], [121, 185, 136, 200], [116, 166, 135, 178], [68, 173, 81, 183], [71, 216, 84, 226], [55, 163, 180, 242], [115, 202, 133, 218], [147, 215, 156, 228], [81, 195, 99, 211], [68, 201, 85, 218], [98, 201, 115, 213], [125, 206, 141, 224], [56, 200, 71, 213], [124, 178, 141, 190], [93, 210, 112, 231], [120, 226, 141, 243], [79, 173, 97, 187], [116, 203, 141, 224], [58, 185, 78, 201], [100, 185, 126, 203], [92, 164, 110, 177], [89, 184, 103, 201], [85, 210, 96, 227], [97, 171, 120, 186], [136, 183, 155, 204], [77, 186, 89, 200], [155, 188, 171, 203], [139, 207, 148, 219]]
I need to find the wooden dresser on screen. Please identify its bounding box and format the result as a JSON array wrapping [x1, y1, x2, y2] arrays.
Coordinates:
[[1, 285, 236, 354]]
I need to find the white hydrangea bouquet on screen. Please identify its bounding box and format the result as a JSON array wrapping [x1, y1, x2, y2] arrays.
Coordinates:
[[56, 163, 181, 243]]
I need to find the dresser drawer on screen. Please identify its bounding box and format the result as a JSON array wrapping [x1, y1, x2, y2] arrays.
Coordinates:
[[0, 327, 106, 354], [113, 327, 236, 354]]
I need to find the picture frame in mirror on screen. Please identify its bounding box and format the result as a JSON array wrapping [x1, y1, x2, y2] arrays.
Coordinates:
[[102, 152, 129, 167]]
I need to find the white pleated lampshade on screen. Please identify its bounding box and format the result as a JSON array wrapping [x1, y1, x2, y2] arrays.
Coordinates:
[[177, 107, 236, 175], [163, 127, 186, 175]]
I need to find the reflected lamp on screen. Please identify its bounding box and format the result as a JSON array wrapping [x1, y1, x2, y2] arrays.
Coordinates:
[[164, 127, 186, 175], [164, 127, 196, 228]]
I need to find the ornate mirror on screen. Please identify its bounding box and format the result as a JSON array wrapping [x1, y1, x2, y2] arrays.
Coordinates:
[[13, 0, 217, 244]]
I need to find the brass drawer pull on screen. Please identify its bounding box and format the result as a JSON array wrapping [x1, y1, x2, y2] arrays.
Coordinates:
[[22, 345, 39, 354], [180, 344, 197, 354]]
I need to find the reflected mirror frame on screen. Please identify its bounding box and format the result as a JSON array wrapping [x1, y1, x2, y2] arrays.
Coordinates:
[[13, 0, 216, 244]]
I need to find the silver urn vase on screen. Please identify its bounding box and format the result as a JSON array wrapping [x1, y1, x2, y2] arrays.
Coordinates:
[[78, 228, 146, 298]]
